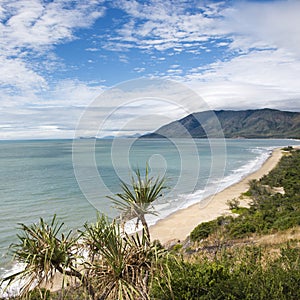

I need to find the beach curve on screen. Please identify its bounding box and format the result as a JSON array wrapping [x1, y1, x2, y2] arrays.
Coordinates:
[[150, 147, 284, 244]]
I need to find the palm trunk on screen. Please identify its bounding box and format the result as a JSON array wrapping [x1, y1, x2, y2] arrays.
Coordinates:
[[140, 214, 150, 242]]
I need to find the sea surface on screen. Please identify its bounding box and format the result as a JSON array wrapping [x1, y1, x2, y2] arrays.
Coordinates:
[[1, 138, 300, 280]]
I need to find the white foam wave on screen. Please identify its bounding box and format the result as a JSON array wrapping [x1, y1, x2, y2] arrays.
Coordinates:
[[1, 146, 276, 292], [0, 263, 26, 299], [132, 146, 273, 232], [215, 147, 271, 193]]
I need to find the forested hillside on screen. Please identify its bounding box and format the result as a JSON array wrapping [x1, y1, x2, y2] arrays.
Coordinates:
[[143, 108, 300, 139]]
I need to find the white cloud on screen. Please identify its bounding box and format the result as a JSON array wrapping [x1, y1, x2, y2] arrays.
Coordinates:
[[111, 0, 300, 63], [1, 0, 300, 139], [46, 79, 105, 106], [0, 56, 46, 90], [134, 67, 145, 73], [0, 0, 106, 93], [86, 47, 100, 52], [1, 0, 105, 52], [223, 0, 300, 57], [111, 0, 299, 112], [186, 48, 300, 111], [189, 81, 298, 111], [119, 54, 129, 63], [109, 0, 227, 52], [0, 79, 105, 139], [0, 0, 108, 139], [73, 78, 211, 138], [167, 68, 182, 75], [199, 49, 300, 89]]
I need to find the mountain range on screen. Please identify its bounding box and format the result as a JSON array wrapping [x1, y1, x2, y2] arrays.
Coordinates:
[[142, 108, 300, 139]]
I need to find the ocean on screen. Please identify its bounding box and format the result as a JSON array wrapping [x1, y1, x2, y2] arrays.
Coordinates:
[[1, 138, 300, 280]]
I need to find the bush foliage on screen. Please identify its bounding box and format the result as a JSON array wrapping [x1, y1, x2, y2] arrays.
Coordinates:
[[151, 244, 300, 300], [191, 148, 300, 240], [3, 151, 300, 299]]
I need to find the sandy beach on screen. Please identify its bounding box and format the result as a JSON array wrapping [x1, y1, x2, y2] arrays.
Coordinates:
[[150, 148, 284, 244], [45, 148, 285, 293]]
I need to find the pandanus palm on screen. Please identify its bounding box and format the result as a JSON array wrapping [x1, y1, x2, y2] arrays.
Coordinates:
[[2, 214, 166, 300], [108, 164, 167, 241], [1, 215, 95, 298], [83, 214, 163, 300], [2, 167, 167, 299]]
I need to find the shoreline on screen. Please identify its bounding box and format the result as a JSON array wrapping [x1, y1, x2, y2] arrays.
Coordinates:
[[150, 147, 284, 244], [0, 146, 296, 297]]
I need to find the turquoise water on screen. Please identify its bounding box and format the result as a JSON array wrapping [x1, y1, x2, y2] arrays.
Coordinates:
[[1, 138, 300, 278]]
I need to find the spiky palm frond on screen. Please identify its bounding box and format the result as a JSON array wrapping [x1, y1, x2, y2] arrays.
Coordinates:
[[2, 215, 81, 297], [108, 164, 167, 239], [83, 214, 165, 300], [2, 211, 170, 300]]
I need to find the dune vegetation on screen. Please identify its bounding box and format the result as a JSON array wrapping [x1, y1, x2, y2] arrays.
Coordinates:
[[2, 148, 300, 299]]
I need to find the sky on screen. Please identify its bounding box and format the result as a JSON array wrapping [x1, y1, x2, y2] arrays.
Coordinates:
[[1, 0, 300, 139]]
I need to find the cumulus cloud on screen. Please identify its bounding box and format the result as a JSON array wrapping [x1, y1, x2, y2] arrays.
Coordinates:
[[109, 0, 300, 111], [46, 79, 105, 106], [183, 0, 300, 110], [0, 56, 47, 90], [195, 49, 300, 87], [111, 0, 300, 58], [223, 0, 300, 57], [1, 0, 300, 139], [0, 0, 105, 93], [185, 46, 300, 110], [1, 0, 105, 52], [107, 0, 227, 52], [0, 0, 108, 139]]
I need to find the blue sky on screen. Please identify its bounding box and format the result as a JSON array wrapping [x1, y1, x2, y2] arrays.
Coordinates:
[[1, 0, 300, 139]]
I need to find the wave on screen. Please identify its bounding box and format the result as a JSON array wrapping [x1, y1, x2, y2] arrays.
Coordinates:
[[214, 147, 271, 192], [140, 146, 274, 230], [0, 145, 279, 295]]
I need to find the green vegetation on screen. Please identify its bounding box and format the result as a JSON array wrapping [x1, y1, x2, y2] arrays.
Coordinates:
[[108, 163, 166, 241], [2, 150, 300, 299], [82, 215, 164, 299], [2, 214, 167, 300], [1, 166, 168, 300], [143, 109, 300, 139], [191, 148, 300, 240], [190, 219, 219, 242], [2, 215, 84, 297], [281, 145, 294, 151], [152, 243, 300, 300]]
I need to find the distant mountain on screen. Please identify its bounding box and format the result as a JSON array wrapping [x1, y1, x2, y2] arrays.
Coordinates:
[[142, 109, 300, 139], [99, 133, 143, 139]]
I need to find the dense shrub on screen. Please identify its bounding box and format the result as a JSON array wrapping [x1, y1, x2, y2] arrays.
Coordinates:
[[151, 245, 300, 300], [151, 258, 229, 300], [167, 149, 300, 300], [191, 150, 300, 240], [190, 220, 218, 242]]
